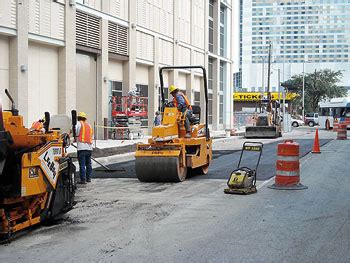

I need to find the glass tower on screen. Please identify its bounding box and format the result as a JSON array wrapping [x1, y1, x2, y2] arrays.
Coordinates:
[[242, 0, 350, 91]]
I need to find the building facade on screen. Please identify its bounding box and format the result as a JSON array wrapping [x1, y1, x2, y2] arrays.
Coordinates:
[[241, 0, 350, 92], [0, 0, 235, 136]]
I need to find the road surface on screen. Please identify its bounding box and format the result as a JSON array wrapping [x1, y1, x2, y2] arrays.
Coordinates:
[[1, 128, 349, 263]]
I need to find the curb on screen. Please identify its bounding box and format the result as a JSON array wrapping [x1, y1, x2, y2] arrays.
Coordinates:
[[73, 151, 135, 169]]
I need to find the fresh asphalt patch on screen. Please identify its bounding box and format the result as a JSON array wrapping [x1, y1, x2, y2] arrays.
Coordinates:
[[204, 138, 332, 181], [89, 139, 332, 181]]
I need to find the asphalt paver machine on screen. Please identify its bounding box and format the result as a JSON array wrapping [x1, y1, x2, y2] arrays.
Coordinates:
[[135, 66, 212, 182], [0, 89, 75, 240]]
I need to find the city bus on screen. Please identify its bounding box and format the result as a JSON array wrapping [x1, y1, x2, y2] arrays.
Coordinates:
[[318, 97, 350, 129]]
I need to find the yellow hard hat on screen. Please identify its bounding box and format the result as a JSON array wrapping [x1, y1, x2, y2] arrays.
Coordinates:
[[169, 85, 178, 93], [78, 112, 87, 119]]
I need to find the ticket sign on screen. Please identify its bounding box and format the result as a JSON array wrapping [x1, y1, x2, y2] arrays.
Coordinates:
[[233, 92, 298, 101]]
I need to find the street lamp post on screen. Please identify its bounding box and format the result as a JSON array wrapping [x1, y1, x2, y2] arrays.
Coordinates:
[[302, 61, 305, 121]]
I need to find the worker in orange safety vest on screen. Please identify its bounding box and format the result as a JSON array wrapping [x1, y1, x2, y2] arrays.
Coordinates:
[[169, 85, 193, 138], [75, 112, 93, 184], [30, 117, 45, 133]]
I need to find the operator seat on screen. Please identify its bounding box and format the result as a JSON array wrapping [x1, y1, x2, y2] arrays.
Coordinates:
[[190, 105, 201, 125]]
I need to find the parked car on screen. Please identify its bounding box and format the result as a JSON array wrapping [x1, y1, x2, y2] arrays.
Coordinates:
[[304, 113, 319, 127], [291, 117, 304, 127]]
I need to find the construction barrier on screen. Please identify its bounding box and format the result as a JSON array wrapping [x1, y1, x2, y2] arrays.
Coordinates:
[[268, 140, 307, 190], [337, 124, 347, 140], [333, 119, 339, 132]]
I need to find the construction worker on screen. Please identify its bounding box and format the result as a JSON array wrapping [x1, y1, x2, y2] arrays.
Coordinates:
[[75, 112, 93, 184], [154, 111, 162, 126], [30, 117, 45, 133], [169, 85, 192, 138]]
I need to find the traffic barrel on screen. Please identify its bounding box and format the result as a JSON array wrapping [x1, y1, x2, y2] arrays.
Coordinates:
[[337, 124, 347, 140], [333, 119, 339, 132], [268, 140, 307, 190]]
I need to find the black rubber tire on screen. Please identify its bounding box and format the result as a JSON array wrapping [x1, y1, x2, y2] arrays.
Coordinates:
[[135, 156, 187, 182], [292, 122, 299, 127], [308, 121, 315, 127], [325, 120, 330, 130]]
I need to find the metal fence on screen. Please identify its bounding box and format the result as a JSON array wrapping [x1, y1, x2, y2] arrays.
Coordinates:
[[232, 112, 255, 130]]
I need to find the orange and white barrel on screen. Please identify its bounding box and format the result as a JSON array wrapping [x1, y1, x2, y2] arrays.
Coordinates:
[[333, 119, 339, 132], [269, 140, 307, 190], [337, 124, 347, 140]]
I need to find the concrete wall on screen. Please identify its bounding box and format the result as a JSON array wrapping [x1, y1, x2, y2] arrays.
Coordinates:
[[0, 0, 235, 133], [28, 42, 59, 124], [76, 53, 97, 125], [109, 59, 123, 81], [0, 36, 9, 110]]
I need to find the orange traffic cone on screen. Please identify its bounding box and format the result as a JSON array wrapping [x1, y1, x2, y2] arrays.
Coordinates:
[[312, 128, 321, 154]]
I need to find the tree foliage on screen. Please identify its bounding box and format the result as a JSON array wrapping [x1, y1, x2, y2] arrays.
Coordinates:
[[281, 69, 347, 112]]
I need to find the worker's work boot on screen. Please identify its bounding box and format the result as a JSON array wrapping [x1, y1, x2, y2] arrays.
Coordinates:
[[86, 178, 91, 183], [185, 132, 191, 138], [78, 180, 87, 184]]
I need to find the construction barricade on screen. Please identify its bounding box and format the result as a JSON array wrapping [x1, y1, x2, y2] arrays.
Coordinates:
[[337, 124, 347, 140], [269, 140, 307, 190], [333, 119, 339, 132]]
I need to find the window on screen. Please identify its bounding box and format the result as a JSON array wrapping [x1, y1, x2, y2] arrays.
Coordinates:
[[209, 0, 214, 52], [209, 20, 214, 52], [219, 62, 226, 91], [194, 91, 200, 106], [136, 84, 148, 127], [158, 87, 169, 111], [220, 5, 226, 56], [208, 93, 213, 125], [109, 81, 122, 119], [110, 81, 122, 97], [219, 95, 224, 124], [208, 58, 214, 90]]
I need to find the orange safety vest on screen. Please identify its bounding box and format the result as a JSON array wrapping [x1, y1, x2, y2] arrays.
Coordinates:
[[31, 121, 43, 131], [78, 121, 93, 144], [173, 92, 192, 110]]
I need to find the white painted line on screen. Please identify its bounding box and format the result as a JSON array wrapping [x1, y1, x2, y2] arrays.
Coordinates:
[[257, 176, 275, 190]]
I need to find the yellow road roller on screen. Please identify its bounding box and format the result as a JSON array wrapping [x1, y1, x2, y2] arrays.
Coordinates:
[[135, 66, 212, 182]]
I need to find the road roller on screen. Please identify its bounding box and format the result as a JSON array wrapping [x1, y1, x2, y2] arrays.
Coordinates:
[[135, 66, 212, 182], [0, 89, 75, 240]]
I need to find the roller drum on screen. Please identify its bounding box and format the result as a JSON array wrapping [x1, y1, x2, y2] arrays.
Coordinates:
[[136, 156, 187, 182]]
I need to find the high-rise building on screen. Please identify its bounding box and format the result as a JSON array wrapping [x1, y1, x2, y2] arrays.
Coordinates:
[[0, 0, 235, 135], [241, 0, 350, 92]]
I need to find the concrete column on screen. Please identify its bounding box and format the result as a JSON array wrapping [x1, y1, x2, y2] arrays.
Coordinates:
[[186, 72, 194, 103], [148, 37, 160, 133], [212, 58, 220, 130], [213, 0, 220, 56], [101, 0, 109, 13], [225, 62, 234, 130], [9, 0, 29, 123], [123, 0, 136, 94], [58, 3, 76, 116], [200, 77, 206, 124], [96, 18, 109, 139], [185, 48, 195, 103]]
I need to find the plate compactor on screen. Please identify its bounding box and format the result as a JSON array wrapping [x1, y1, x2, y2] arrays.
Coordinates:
[[0, 89, 75, 240], [224, 142, 263, 195], [135, 66, 212, 182]]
